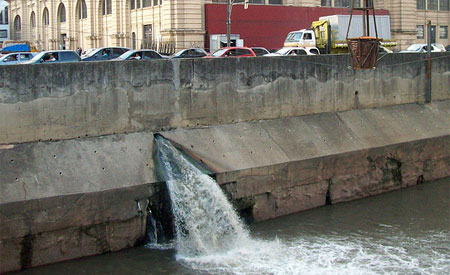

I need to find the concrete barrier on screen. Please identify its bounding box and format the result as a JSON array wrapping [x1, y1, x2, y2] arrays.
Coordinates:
[[0, 53, 448, 145], [0, 53, 449, 272]]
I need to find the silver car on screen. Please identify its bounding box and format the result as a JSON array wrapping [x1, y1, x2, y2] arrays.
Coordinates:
[[113, 49, 166, 61], [23, 50, 81, 64], [0, 52, 36, 65]]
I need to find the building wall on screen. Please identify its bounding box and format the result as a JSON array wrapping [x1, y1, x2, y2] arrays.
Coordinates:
[[0, 0, 8, 46], [5, 0, 450, 52]]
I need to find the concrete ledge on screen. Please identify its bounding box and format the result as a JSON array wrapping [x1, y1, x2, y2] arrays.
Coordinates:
[[0, 100, 449, 272]]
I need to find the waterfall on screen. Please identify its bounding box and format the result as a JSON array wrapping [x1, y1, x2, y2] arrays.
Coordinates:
[[154, 135, 250, 257]]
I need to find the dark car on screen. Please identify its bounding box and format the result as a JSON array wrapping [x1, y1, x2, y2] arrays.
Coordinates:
[[251, 47, 270, 56], [81, 47, 130, 61], [113, 49, 166, 61], [204, 47, 256, 58], [171, 48, 208, 59], [23, 50, 80, 64], [445, 45, 450, 52]]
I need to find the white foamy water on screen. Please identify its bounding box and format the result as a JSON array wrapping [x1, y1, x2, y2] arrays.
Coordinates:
[[155, 137, 450, 275], [179, 232, 450, 275], [155, 136, 249, 257]]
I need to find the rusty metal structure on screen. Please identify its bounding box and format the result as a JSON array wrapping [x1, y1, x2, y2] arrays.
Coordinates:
[[346, 0, 381, 69]]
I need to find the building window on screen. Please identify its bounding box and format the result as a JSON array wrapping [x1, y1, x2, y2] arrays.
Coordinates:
[[440, 26, 448, 39], [440, 0, 449, 10], [321, 0, 331, 6], [58, 3, 66, 23], [143, 0, 151, 7], [417, 0, 426, 9], [30, 12, 36, 28], [269, 0, 283, 4], [417, 25, 424, 39], [0, 30, 7, 38], [153, 0, 158, 5], [131, 0, 135, 9], [334, 0, 351, 7], [427, 0, 438, 9], [143, 24, 152, 48], [1, 7, 8, 25], [137, 0, 141, 9], [43, 8, 49, 25], [78, 0, 88, 19], [103, 0, 112, 15], [13, 15, 21, 39]]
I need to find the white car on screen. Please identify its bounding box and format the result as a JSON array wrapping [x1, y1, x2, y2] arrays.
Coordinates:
[[264, 47, 320, 56], [400, 44, 444, 53], [0, 52, 36, 65]]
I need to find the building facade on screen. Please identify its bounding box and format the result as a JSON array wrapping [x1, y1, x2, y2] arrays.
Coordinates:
[[5, 0, 450, 51], [0, 0, 8, 46]]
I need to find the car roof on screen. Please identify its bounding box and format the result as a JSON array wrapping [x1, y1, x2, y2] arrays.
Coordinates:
[[221, 47, 253, 50], [40, 50, 78, 53]]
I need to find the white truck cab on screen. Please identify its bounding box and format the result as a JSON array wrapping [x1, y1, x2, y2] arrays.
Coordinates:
[[284, 30, 316, 48]]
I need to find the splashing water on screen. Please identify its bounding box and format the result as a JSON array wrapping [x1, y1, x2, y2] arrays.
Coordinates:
[[154, 136, 250, 257], [154, 136, 450, 275]]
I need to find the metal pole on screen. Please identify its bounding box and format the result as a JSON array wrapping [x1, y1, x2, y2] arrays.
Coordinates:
[[362, 1, 366, 36], [227, 0, 231, 47], [365, 0, 370, 36], [426, 20, 432, 103]]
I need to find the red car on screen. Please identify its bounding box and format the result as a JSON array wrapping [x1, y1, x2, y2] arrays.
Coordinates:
[[204, 47, 257, 58]]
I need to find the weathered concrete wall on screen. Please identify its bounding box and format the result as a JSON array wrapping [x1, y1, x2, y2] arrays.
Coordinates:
[[0, 54, 449, 272], [163, 101, 450, 221], [0, 53, 448, 144], [1, 100, 449, 272]]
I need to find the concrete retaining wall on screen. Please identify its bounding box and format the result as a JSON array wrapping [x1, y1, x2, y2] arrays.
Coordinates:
[[0, 53, 449, 272], [0, 53, 448, 144]]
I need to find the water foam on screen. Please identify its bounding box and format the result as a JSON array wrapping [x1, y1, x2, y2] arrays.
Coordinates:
[[154, 136, 450, 274]]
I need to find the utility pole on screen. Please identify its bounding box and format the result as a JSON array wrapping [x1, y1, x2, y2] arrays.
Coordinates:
[[426, 20, 432, 103], [227, 0, 231, 47], [226, 0, 249, 47]]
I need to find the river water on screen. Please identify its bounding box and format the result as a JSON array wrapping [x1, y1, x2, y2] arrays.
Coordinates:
[[19, 178, 449, 275]]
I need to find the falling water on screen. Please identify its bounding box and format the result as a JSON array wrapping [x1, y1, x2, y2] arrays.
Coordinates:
[[154, 135, 250, 257], [153, 136, 450, 275]]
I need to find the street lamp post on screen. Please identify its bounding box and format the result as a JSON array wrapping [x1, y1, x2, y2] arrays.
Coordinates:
[[226, 0, 248, 47], [227, 0, 231, 47]]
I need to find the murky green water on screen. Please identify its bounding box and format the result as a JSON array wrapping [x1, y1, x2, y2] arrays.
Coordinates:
[[17, 178, 449, 275]]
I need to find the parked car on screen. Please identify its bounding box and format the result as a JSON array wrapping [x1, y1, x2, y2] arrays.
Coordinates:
[[251, 47, 270, 56], [171, 48, 208, 59], [264, 47, 320, 56], [113, 49, 167, 61], [446, 45, 450, 52], [0, 52, 36, 65], [432, 43, 446, 52], [400, 44, 443, 53], [81, 47, 130, 61], [23, 50, 81, 64], [205, 47, 257, 58]]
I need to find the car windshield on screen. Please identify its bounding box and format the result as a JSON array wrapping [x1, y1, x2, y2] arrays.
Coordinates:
[[29, 52, 46, 62], [117, 51, 135, 60], [173, 49, 187, 57], [285, 32, 302, 42], [276, 48, 292, 55], [405, 45, 423, 51], [84, 48, 102, 57], [81, 48, 96, 57], [212, 49, 227, 57]]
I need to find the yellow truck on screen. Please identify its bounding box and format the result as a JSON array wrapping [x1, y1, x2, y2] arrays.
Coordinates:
[[284, 14, 396, 54]]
